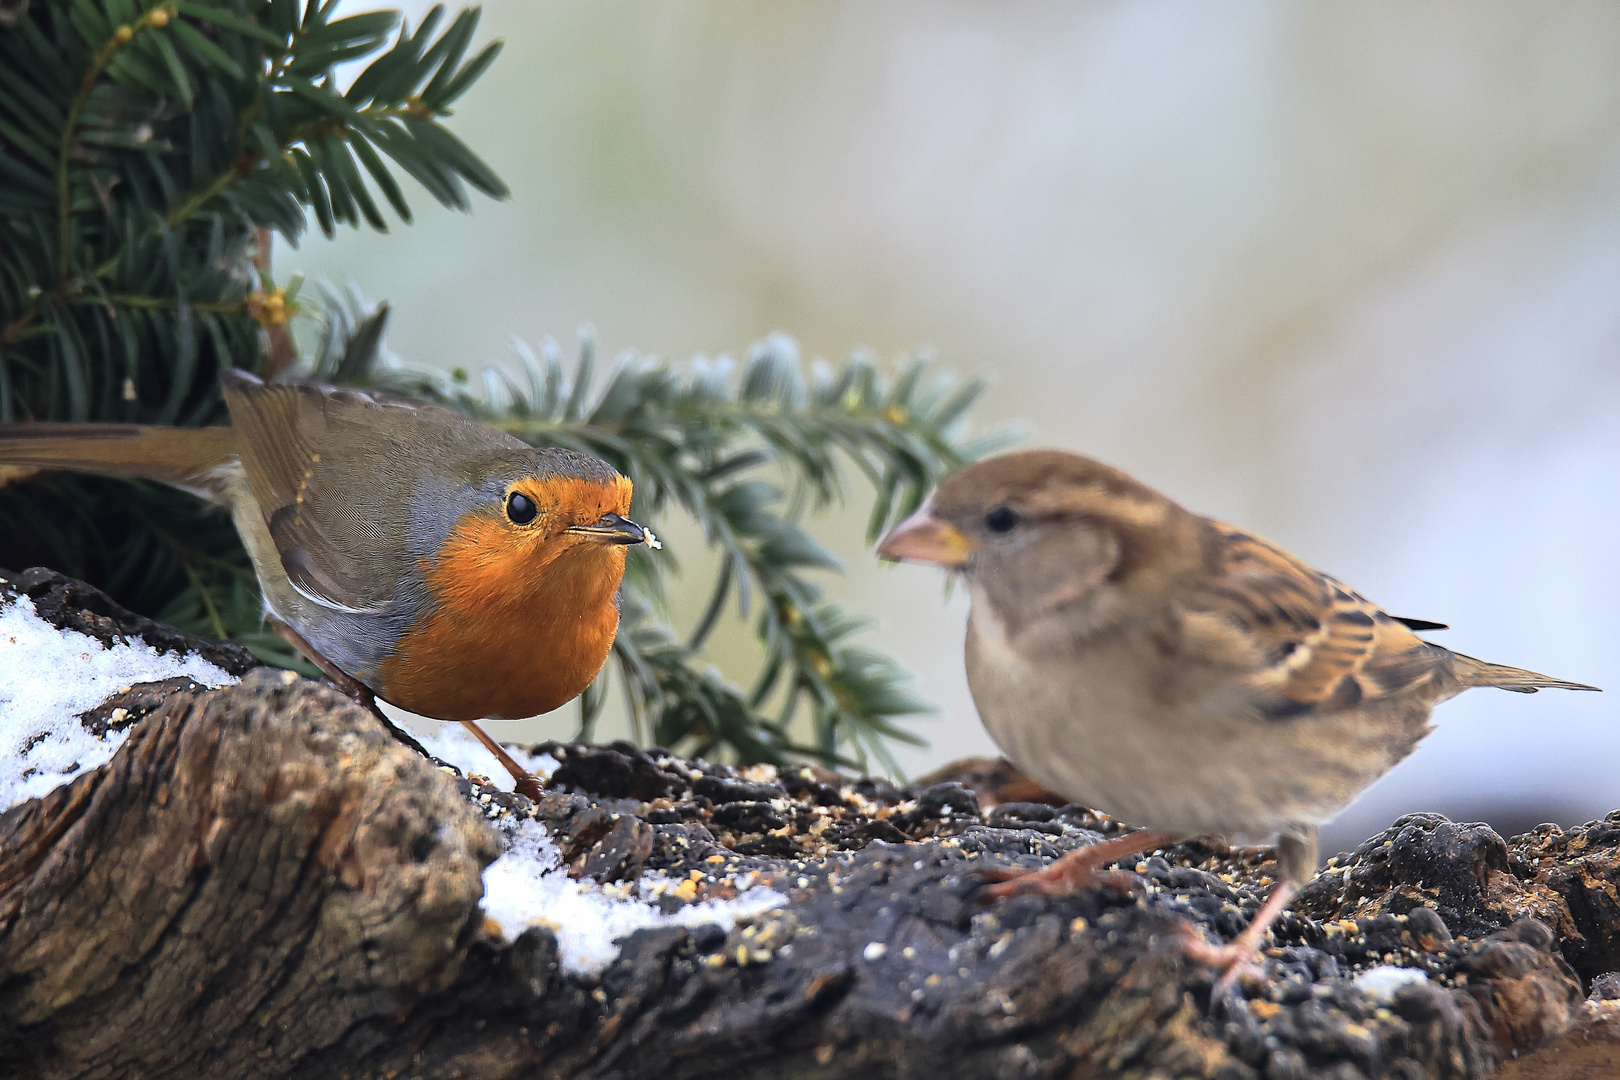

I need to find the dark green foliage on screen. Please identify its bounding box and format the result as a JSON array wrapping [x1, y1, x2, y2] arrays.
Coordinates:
[[0, 0, 504, 664], [1, 0, 504, 422], [0, 0, 1007, 771]]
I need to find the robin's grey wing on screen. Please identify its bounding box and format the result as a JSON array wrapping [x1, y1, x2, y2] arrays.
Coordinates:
[[219, 369, 526, 612]]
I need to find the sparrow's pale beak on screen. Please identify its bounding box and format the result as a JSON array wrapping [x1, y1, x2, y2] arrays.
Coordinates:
[[568, 512, 648, 545], [876, 501, 976, 567]]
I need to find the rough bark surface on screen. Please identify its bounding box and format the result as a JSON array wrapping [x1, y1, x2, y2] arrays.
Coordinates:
[[1, 571, 1615, 1079]]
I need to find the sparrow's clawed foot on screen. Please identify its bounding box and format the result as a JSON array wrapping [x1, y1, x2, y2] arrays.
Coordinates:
[[1173, 877, 1301, 995], [976, 862, 1140, 900], [972, 828, 1177, 903], [1172, 924, 1267, 995]]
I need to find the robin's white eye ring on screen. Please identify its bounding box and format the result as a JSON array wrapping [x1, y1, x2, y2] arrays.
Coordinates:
[[507, 492, 538, 525], [985, 506, 1019, 533]]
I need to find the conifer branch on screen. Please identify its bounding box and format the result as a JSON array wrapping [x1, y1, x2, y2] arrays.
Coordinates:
[[0, 0, 1010, 772], [57, 3, 178, 261], [2, 1, 508, 673]]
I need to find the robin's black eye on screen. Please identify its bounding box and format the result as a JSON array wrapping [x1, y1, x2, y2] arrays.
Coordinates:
[[984, 506, 1019, 534], [506, 492, 538, 525]]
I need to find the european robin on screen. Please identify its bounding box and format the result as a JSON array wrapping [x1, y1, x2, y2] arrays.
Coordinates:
[[0, 369, 657, 798], [877, 448, 1597, 987]]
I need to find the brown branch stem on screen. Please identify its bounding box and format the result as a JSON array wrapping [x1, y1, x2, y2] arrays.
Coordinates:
[[57, 5, 179, 271]]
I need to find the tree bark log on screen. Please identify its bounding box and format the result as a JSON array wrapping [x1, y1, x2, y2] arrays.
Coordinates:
[[2, 570, 1615, 1079]]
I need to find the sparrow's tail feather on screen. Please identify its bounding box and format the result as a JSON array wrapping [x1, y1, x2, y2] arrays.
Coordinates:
[[0, 423, 237, 502], [1453, 653, 1600, 693]]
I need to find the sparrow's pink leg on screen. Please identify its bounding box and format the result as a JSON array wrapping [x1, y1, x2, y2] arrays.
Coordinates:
[[977, 828, 1178, 899], [1176, 877, 1300, 993]]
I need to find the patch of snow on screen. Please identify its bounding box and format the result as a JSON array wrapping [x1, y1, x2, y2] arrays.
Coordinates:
[[0, 595, 239, 813], [392, 716, 559, 788], [1353, 964, 1430, 1002], [481, 818, 788, 977]]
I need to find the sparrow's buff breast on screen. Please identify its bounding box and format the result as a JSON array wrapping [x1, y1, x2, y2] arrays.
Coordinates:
[[965, 600, 1435, 836]]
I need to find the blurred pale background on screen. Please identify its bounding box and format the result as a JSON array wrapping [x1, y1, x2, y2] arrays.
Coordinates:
[[284, 1, 1619, 855]]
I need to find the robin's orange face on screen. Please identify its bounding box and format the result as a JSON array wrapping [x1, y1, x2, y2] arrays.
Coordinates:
[[378, 472, 644, 720], [499, 473, 640, 558], [421, 473, 637, 606]]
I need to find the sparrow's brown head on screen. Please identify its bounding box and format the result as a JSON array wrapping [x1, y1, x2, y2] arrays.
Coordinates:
[[877, 449, 1202, 635]]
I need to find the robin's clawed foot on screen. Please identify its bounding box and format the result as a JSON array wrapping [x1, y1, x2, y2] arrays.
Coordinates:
[[459, 720, 545, 803]]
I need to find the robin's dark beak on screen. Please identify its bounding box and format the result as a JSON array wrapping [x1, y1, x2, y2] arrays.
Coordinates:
[[568, 512, 648, 546], [876, 500, 976, 567]]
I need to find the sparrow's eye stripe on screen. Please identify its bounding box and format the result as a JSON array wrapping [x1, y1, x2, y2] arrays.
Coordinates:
[[1031, 486, 1170, 529]]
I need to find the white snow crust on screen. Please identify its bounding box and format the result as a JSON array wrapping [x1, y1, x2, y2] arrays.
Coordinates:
[[481, 818, 788, 977], [0, 595, 238, 813], [1352, 964, 1431, 1002]]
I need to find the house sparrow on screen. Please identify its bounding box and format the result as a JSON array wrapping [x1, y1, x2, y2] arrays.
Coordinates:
[[877, 449, 1597, 982]]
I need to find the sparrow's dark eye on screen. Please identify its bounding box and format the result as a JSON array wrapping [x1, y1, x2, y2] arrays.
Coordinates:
[[984, 506, 1019, 534], [506, 492, 538, 525]]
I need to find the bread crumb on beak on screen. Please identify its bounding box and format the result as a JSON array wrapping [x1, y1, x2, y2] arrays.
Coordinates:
[[642, 527, 663, 551]]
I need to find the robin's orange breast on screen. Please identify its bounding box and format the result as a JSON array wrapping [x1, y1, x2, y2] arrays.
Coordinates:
[[374, 513, 628, 721]]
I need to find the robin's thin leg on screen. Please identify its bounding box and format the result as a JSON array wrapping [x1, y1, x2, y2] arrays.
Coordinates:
[[267, 615, 435, 763], [976, 828, 1179, 900], [458, 720, 544, 802], [1176, 830, 1315, 994]]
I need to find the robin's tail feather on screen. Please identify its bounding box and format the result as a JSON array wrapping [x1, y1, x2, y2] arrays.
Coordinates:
[[0, 423, 237, 501], [1454, 653, 1600, 693]]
